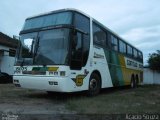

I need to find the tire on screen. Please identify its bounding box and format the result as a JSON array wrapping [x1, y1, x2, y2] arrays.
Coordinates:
[[47, 91, 59, 95], [47, 91, 54, 95], [87, 73, 101, 96], [135, 75, 139, 88], [0, 73, 12, 84], [130, 76, 136, 88]]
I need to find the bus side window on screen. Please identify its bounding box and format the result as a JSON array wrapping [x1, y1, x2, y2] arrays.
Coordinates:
[[127, 45, 133, 57], [93, 22, 107, 47], [133, 49, 138, 59], [138, 51, 143, 62], [119, 40, 126, 54], [111, 35, 118, 51], [140, 52, 143, 62]]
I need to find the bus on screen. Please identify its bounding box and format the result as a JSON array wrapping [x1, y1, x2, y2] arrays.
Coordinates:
[[13, 8, 143, 96]]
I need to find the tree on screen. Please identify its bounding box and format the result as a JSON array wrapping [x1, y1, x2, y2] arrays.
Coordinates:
[[148, 50, 160, 72]]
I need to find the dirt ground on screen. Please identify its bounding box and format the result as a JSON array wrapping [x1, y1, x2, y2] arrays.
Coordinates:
[[0, 84, 76, 115], [0, 84, 159, 120]]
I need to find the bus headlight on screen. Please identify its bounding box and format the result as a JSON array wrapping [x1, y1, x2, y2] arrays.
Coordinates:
[[49, 71, 54, 75], [49, 81, 58, 85], [60, 71, 65, 76], [54, 72, 58, 75], [14, 79, 19, 83]]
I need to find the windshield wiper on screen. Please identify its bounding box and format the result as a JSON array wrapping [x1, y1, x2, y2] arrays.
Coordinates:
[[75, 28, 88, 35]]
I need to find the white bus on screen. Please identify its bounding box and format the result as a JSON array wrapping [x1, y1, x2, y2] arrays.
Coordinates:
[[13, 8, 143, 96]]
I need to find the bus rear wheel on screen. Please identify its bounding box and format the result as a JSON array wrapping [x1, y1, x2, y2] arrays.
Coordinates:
[[135, 75, 139, 88], [87, 73, 101, 96], [130, 76, 136, 88]]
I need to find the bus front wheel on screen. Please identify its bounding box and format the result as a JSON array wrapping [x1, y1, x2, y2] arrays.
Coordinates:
[[87, 73, 101, 96]]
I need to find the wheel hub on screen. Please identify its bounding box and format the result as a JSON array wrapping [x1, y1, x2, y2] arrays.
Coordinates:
[[90, 79, 97, 90]]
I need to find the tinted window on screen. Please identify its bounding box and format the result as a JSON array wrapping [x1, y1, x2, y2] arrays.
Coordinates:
[[140, 52, 143, 59], [127, 45, 133, 56], [119, 40, 126, 54], [74, 13, 90, 66], [71, 32, 82, 60], [74, 13, 90, 33], [133, 49, 138, 58], [23, 12, 72, 30], [93, 22, 107, 46], [35, 29, 70, 65], [138, 51, 143, 61], [111, 35, 118, 51]]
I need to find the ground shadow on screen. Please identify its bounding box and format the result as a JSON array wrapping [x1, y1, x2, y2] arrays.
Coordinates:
[[23, 86, 132, 102]]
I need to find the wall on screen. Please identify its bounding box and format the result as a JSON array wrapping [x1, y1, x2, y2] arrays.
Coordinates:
[[143, 68, 160, 84], [1, 56, 15, 75], [0, 44, 15, 75]]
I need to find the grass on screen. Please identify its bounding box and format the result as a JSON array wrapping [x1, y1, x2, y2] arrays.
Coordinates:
[[0, 84, 160, 114], [66, 85, 160, 114]]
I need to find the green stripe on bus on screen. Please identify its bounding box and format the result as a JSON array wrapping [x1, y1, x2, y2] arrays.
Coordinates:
[[104, 50, 125, 86]]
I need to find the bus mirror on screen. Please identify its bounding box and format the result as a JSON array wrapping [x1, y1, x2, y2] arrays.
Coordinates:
[[13, 35, 20, 40]]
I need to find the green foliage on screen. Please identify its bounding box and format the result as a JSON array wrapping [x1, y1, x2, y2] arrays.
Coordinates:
[[148, 50, 160, 71]]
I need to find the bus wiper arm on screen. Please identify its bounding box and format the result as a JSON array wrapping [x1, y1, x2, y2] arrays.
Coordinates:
[[75, 28, 88, 35]]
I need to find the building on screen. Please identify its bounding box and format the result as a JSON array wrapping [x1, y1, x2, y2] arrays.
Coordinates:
[[0, 32, 18, 80]]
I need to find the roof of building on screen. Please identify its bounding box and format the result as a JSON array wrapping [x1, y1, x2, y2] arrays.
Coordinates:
[[0, 32, 18, 48]]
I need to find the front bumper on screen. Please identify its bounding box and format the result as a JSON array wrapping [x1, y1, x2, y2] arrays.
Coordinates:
[[13, 75, 74, 92]]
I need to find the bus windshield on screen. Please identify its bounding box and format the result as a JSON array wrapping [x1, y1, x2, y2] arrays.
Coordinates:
[[17, 28, 70, 65], [23, 12, 72, 30]]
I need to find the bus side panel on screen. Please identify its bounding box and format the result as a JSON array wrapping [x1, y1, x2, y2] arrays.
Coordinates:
[[104, 50, 125, 86], [104, 50, 143, 87], [118, 54, 142, 85], [92, 47, 113, 88]]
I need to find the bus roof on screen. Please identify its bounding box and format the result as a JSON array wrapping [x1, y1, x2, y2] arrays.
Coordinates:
[[26, 8, 90, 20], [26, 8, 142, 52]]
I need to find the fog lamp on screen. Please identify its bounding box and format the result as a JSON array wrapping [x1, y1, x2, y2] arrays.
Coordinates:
[[14, 79, 19, 83]]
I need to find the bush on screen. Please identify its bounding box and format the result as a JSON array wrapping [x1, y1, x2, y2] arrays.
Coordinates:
[[148, 50, 160, 72]]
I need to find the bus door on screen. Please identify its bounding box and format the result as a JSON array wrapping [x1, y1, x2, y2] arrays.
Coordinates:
[[70, 30, 83, 70]]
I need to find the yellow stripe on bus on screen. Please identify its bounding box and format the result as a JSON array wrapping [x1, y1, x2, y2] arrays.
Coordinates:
[[48, 67, 59, 71], [118, 55, 141, 85]]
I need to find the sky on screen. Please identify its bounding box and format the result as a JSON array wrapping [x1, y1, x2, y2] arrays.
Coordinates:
[[0, 0, 160, 65]]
